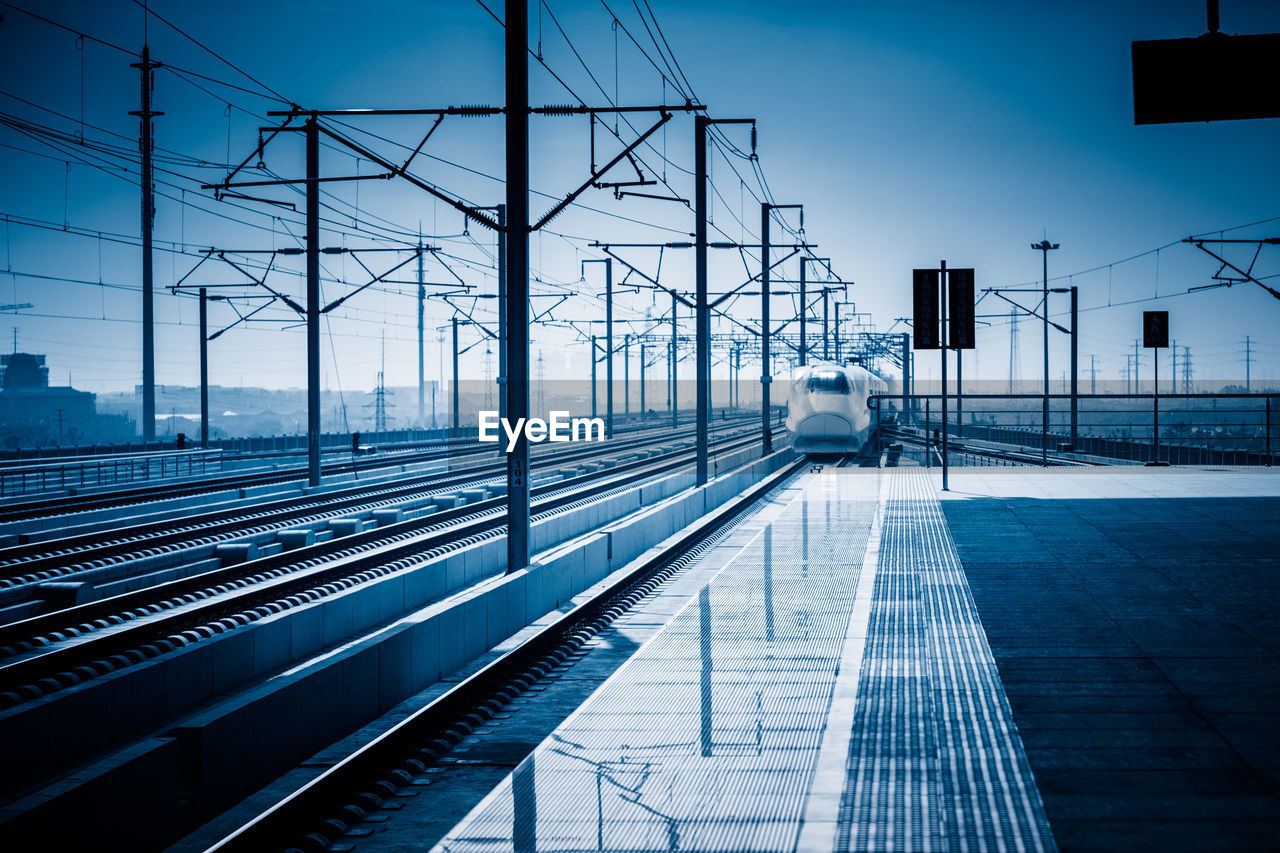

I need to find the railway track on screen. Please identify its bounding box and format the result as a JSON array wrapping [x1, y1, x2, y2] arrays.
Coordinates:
[[0, 428, 765, 712], [0, 420, 749, 600], [0, 417, 688, 526], [204, 450, 806, 853], [0, 438, 482, 526]]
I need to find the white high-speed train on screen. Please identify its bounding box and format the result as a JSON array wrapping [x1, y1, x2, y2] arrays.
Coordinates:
[[785, 362, 890, 454]]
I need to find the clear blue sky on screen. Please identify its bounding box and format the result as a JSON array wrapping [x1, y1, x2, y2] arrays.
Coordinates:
[[0, 0, 1277, 397]]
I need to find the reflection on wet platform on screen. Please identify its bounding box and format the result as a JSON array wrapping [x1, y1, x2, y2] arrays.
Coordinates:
[[432, 469, 1054, 853]]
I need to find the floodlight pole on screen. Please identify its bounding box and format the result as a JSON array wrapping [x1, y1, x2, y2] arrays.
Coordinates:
[[1033, 238, 1059, 466]]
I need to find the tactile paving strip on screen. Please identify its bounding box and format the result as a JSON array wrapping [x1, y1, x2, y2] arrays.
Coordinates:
[[431, 472, 879, 853], [835, 470, 1056, 852]]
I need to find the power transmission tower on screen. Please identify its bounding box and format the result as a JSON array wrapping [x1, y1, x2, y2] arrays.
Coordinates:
[[1088, 354, 1098, 394], [1182, 345, 1193, 393], [1244, 335, 1253, 390], [372, 333, 389, 432], [1007, 309, 1021, 393]]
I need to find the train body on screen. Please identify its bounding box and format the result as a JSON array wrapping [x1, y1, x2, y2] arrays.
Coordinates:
[[784, 362, 889, 455]]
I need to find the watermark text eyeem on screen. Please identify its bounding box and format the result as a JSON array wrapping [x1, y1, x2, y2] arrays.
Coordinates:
[[478, 411, 605, 452]]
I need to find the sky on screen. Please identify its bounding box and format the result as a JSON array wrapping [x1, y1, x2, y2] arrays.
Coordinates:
[[0, 0, 1278, 406]]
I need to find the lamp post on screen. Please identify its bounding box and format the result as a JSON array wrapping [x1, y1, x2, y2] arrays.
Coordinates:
[[1032, 238, 1059, 466]]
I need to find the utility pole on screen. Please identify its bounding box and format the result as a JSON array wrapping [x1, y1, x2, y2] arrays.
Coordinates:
[[640, 342, 646, 419], [941, 260, 949, 489], [761, 204, 772, 453], [199, 287, 209, 447], [822, 285, 830, 361], [762, 202, 801, 455], [1089, 354, 1097, 394], [582, 258, 614, 435], [1008, 309, 1020, 394], [452, 315, 460, 430], [798, 257, 807, 366], [694, 115, 710, 484], [505, 0, 531, 572], [497, 204, 507, 420], [606, 259, 613, 437], [670, 291, 678, 428], [1070, 285, 1078, 446], [591, 335, 598, 420], [417, 237, 425, 426], [1032, 238, 1059, 465], [305, 114, 321, 486], [833, 302, 841, 363], [695, 115, 754, 484], [1137, 339, 1145, 393], [623, 333, 630, 422], [901, 333, 911, 418], [132, 44, 162, 443]]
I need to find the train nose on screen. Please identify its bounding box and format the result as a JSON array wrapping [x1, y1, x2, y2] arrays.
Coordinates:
[[797, 412, 853, 440]]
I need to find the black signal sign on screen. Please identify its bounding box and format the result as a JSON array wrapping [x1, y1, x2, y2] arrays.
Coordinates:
[[1143, 311, 1169, 349], [912, 269, 940, 350], [948, 268, 975, 349]]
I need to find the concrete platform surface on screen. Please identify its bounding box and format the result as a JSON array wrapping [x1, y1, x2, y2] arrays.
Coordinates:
[[424, 468, 1053, 853], [940, 467, 1280, 852]]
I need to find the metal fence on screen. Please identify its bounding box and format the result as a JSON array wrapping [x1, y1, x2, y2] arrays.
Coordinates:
[[871, 392, 1277, 467], [0, 449, 225, 499]]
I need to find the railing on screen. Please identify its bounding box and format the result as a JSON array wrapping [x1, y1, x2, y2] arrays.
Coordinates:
[[0, 449, 226, 499], [870, 393, 1278, 467]]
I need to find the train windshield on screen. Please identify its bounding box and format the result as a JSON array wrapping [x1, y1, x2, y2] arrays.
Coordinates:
[[806, 371, 851, 394]]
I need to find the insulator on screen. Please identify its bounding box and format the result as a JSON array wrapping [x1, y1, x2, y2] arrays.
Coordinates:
[[455, 104, 496, 116], [542, 104, 578, 116], [750, 125, 757, 153]]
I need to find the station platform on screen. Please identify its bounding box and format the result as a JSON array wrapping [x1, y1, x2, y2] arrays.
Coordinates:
[[427, 467, 1058, 852], [333, 465, 1280, 853]]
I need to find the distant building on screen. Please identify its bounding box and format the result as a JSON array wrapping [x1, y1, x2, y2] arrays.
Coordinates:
[[0, 352, 129, 447]]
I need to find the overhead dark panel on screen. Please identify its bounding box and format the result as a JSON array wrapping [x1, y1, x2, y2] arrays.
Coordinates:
[[1132, 34, 1280, 124]]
